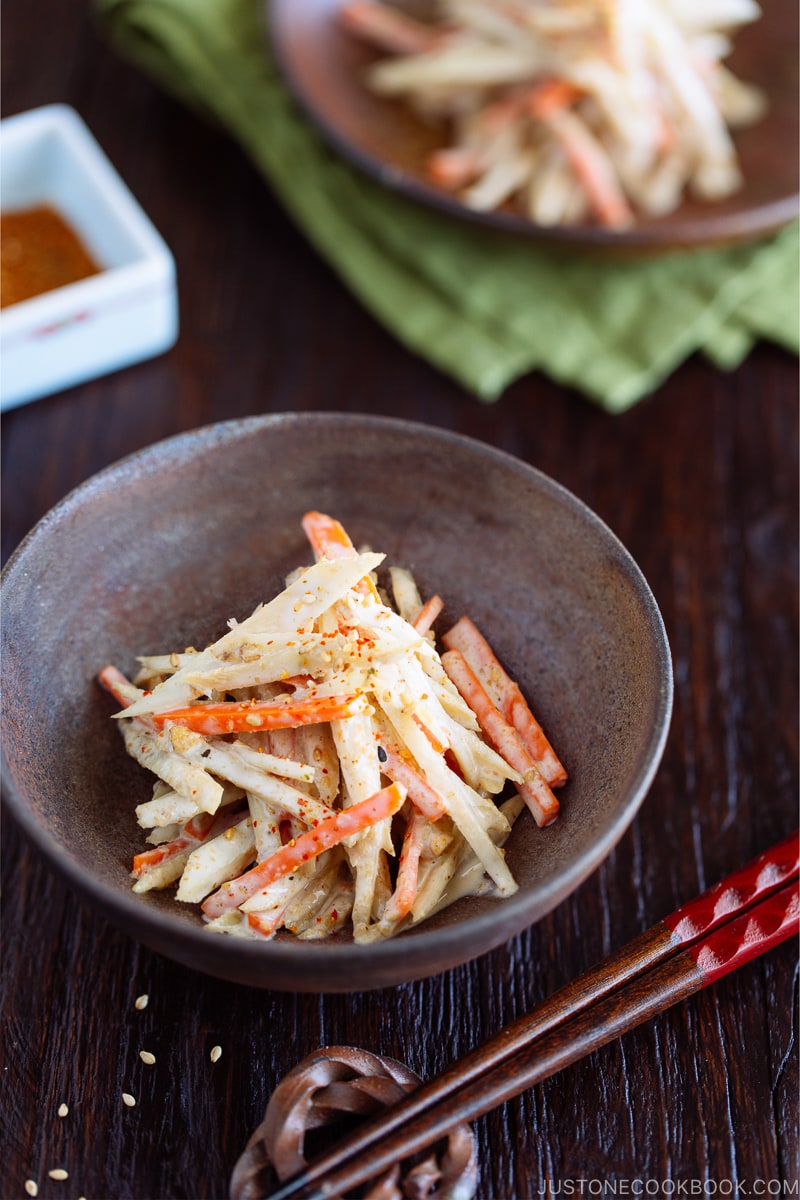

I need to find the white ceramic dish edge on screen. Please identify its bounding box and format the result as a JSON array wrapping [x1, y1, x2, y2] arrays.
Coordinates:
[[0, 104, 179, 410]]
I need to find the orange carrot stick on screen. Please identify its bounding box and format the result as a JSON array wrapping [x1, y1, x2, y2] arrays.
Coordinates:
[[378, 740, 447, 823], [542, 108, 633, 228], [246, 910, 285, 939], [98, 664, 142, 710], [301, 511, 358, 561], [526, 79, 583, 119], [441, 649, 559, 827], [411, 714, 447, 756], [301, 511, 378, 599], [383, 812, 424, 923], [441, 616, 567, 787], [150, 693, 368, 736], [131, 807, 244, 879], [427, 147, 484, 190], [202, 782, 406, 918], [248, 904, 326, 939], [132, 836, 198, 878], [412, 593, 444, 635]]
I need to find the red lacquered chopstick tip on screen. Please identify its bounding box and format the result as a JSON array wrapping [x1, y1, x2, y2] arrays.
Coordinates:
[[690, 880, 799, 986], [664, 832, 799, 944]]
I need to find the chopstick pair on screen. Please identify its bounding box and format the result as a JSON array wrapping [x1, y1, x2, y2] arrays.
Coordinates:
[[266, 833, 799, 1200]]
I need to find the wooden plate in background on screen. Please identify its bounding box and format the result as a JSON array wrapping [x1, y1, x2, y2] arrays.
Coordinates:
[[268, 0, 799, 251]]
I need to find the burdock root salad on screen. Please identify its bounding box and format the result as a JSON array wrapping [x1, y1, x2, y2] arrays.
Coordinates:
[[99, 512, 567, 944]]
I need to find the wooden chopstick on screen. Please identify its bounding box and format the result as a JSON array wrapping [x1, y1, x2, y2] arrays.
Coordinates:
[[266, 834, 799, 1200]]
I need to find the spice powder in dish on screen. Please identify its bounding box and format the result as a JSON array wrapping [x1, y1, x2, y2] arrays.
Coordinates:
[[1, 205, 101, 307]]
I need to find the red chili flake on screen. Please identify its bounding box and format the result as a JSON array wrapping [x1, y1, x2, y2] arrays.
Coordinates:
[[143, 690, 153, 697], [331, 909, 338, 921]]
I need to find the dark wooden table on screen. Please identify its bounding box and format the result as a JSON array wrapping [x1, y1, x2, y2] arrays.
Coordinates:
[[2, 6, 798, 1199]]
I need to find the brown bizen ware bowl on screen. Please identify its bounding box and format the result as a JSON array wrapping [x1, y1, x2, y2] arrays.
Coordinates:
[[1, 414, 673, 991]]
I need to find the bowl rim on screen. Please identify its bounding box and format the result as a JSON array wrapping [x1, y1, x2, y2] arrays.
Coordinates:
[[1, 412, 673, 979]]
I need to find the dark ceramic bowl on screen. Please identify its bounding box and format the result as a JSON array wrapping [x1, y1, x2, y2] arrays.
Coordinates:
[[1, 414, 672, 991]]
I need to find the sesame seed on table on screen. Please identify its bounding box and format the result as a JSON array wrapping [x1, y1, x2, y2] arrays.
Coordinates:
[[1, 2, 797, 1199]]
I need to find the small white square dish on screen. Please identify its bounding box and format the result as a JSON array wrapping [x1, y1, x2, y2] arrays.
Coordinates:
[[1, 104, 178, 410]]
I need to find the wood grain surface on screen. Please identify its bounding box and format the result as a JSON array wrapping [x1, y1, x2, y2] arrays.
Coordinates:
[[1, 3, 798, 1199]]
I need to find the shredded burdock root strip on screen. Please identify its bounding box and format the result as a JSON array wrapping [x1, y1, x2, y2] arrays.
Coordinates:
[[99, 511, 567, 943], [339, 0, 767, 228]]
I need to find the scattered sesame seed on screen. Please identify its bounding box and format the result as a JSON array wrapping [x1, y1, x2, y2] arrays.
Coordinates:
[[134, 994, 149, 1011], [48, 1169, 68, 1181], [24, 1181, 38, 1197], [139, 1051, 156, 1065], [122, 1093, 136, 1108], [209, 1045, 222, 1063], [57, 1103, 69, 1118]]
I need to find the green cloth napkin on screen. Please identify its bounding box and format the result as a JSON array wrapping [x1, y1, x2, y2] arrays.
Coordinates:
[[97, 0, 799, 410]]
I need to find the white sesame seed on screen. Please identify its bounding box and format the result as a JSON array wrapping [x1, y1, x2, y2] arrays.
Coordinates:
[[139, 1051, 156, 1065], [134, 994, 149, 1011], [57, 1103, 69, 1118], [209, 1045, 222, 1063], [122, 1092, 136, 1108], [24, 1181, 38, 1197], [48, 1169, 69, 1181]]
